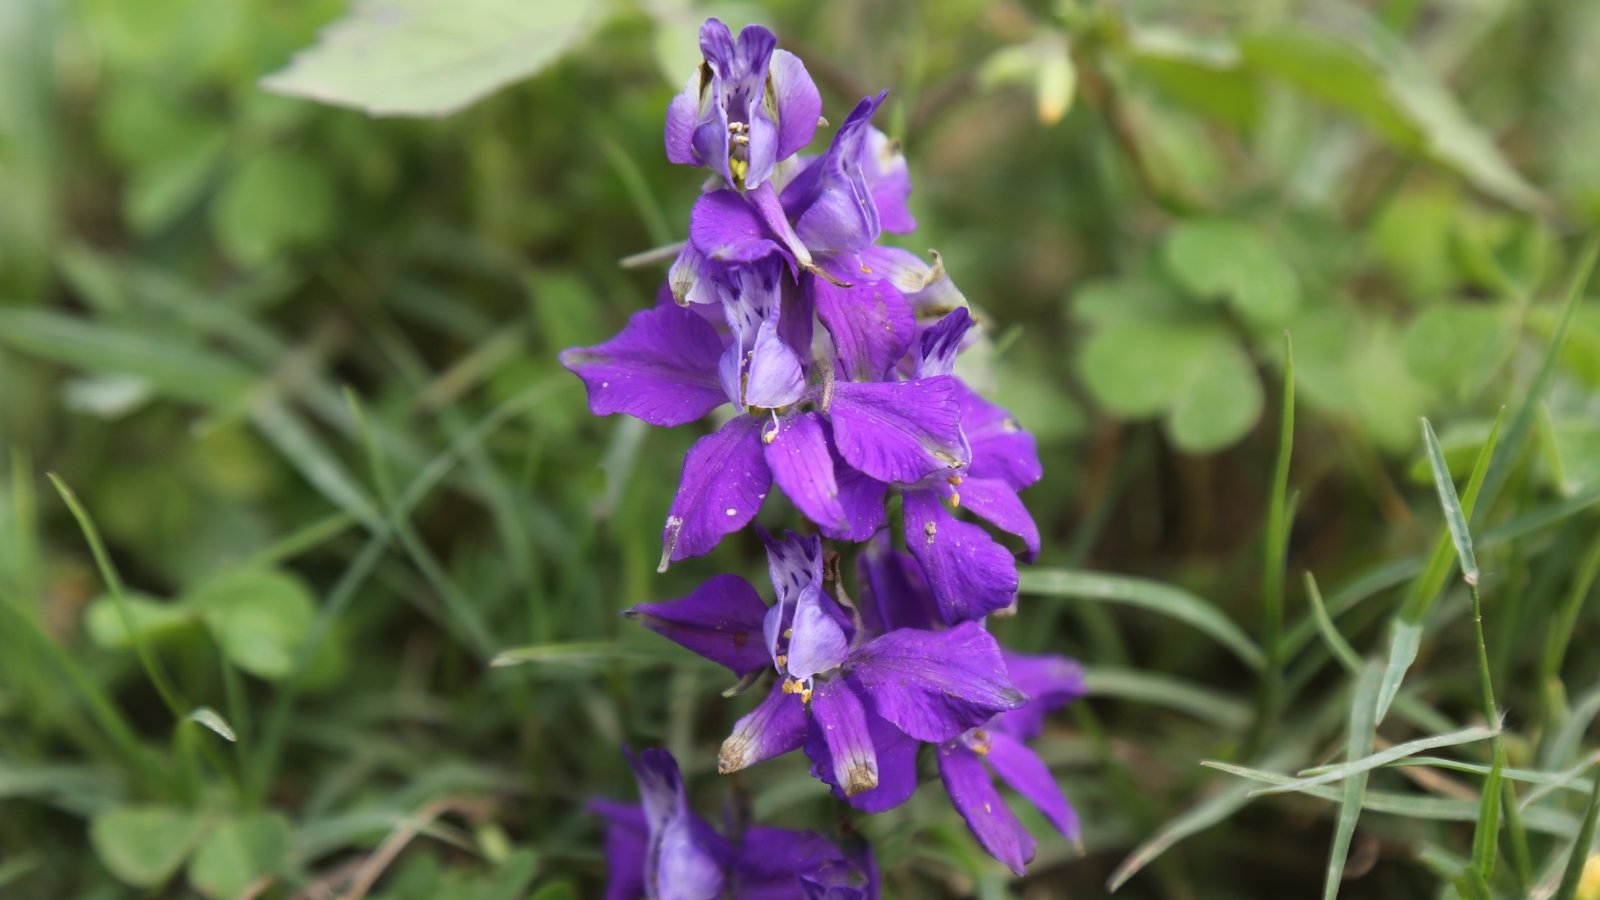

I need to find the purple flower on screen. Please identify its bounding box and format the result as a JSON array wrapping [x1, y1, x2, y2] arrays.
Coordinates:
[[628, 531, 1024, 811], [664, 19, 821, 191], [937, 652, 1085, 876], [592, 747, 877, 899]]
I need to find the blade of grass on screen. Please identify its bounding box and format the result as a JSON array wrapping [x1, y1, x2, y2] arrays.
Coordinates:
[[47, 474, 186, 719], [1250, 334, 1296, 754], [1018, 570, 1264, 670], [1249, 723, 1498, 797], [1378, 410, 1503, 722], [1305, 572, 1362, 676], [1471, 743, 1505, 881], [1327, 662, 1381, 900], [1553, 762, 1600, 900], [1423, 418, 1479, 586], [1081, 666, 1251, 730]]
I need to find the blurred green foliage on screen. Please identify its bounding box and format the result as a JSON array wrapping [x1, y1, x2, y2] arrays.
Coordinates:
[[3, 0, 1600, 896]]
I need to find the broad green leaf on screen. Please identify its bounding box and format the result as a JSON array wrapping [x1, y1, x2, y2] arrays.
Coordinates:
[[1019, 568, 1264, 669], [1166, 335, 1263, 452], [261, 0, 605, 117], [191, 569, 316, 681], [1125, 25, 1259, 127], [90, 806, 205, 888], [187, 812, 290, 899], [1403, 306, 1516, 397], [1164, 219, 1300, 327], [211, 151, 337, 267], [85, 593, 192, 648], [1240, 23, 1543, 211], [1070, 277, 1186, 327], [1077, 320, 1211, 417]]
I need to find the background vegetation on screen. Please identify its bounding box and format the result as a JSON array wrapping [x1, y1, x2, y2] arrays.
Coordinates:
[[3, 0, 1600, 896]]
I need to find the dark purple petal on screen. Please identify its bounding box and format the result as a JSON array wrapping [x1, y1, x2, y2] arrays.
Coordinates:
[[589, 798, 647, 900], [765, 412, 849, 533], [987, 731, 1080, 843], [661, 416, 771, 566], [736, 827, 877, 900], [915, 308, 975, 379], [936, 742, 1033, 876], [625, 574, 770, 676], [559, 306, 727, 427], [864, 127, 915, 234], [958, 381, 1042, 491], [808, 678, 879, 798], [826, 453, 888, 543], [781, 93, 886, 256], [828, 376, 967, 484], [959, 477, 1040, 560], [992, 652, 1084, 742], [803, 690, 920, 812], [664, 69, 702, 166], [857, 537, 939, 634], [720, 680, 808, 774], [845, 621, 1024, 742], [901, 489, 1019, 624], [690, 189, 784, 264], [770, 49, 821, 160], [812, 275, 914, 383]]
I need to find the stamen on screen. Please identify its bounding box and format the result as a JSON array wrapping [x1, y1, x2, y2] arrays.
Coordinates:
[[948, 475, 963, 486]]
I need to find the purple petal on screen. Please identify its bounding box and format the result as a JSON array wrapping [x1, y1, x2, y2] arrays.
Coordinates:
[[992, 652, 1084, 742], [560, 306, 727, 427], [744, 108, 780, 191], [787, 582, 849, 681], [626, 747, 731, 897], [864, 127, 915, 233], [747, 318, 807, 410], [720, 680, 808, 774], [661, 416, 771, 566], [803, 689, 920, 812], [808, 677, 878, 797], [765, 412, 849, 533], [781, 93, 886, 256], [959, 381, 1042, 491], [915, 308, 975, 379], [625, 574, 770, 676], [959, 477, 1040, 560], [987, 731, 1080, 843], [690, 189, 784, 264], [845, 621, 1024, 742], [664, 69, 702, 166], [857, 538, 939, 634], [589, 799, 647, 900], [937, 742, 1033, 876], [858, 246, 968, 313], [734, 827, 847, 896], [826, 452, 888, 543], [828, 376, 967, 484], [812, 275, 915, 383], [770, 49, 821, 160], [901, 489, 1019, 624], [668, 242, 721, 307]]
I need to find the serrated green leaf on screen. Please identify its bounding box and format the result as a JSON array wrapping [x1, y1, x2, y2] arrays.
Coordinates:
[[261, 0, 605, 117], [90, 806, 205, 888]]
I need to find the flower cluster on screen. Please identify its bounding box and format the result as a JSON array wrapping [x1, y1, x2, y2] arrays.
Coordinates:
[[563, 18, 1084, 889]]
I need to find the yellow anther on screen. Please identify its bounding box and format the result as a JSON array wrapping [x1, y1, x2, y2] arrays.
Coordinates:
[[783, 627, 793, 639], [948, 475, 963, 486], [775, 653, 787, 669], [947, 492, 961, 509]]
